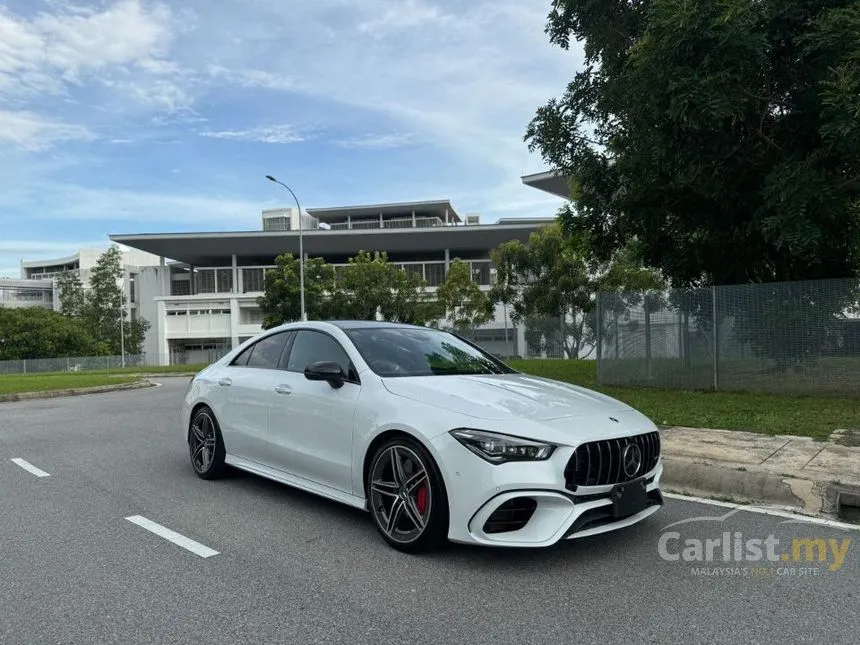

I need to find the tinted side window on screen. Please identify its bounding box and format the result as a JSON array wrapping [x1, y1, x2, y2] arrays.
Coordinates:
[[287, 330, 355, 379], [245, 332, 289, 370]]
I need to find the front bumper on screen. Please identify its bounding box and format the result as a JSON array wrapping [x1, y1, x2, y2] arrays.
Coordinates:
[[430, 432, 664, 548]]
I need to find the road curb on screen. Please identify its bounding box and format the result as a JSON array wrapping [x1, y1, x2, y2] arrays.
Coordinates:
[[0, 379, 154, 403], [660, 455, 860, 519]]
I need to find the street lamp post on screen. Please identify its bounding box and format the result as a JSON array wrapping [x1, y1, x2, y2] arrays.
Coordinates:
[[265, 175, 306, 322]]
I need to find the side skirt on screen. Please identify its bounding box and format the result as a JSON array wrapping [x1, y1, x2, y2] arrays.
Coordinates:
[[224, 454, 369, 511]]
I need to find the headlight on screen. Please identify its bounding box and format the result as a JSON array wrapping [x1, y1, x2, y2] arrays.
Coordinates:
[[449, 429, 555, 464]]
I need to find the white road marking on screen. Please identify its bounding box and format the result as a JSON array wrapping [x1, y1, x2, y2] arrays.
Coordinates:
[[665, 492, 860, 531], [10, 458, 50, 478], [125, 515, 220, 558]]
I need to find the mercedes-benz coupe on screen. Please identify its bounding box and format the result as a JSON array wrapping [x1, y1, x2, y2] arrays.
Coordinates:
[[182, 321, 664, 552]]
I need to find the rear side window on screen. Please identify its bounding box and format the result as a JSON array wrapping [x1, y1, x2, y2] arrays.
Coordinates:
[[239, 332, 290, 370]]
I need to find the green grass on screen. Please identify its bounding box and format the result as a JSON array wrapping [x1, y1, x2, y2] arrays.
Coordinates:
[[508, 359, 859, 440], [0, 373, 141, 396]]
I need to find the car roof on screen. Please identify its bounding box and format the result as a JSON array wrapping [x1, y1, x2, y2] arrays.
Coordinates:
[[325, 320, 429, 330]]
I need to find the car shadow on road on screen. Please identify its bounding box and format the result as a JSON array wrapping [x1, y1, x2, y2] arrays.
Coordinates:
[[218, 462, 663, 565]]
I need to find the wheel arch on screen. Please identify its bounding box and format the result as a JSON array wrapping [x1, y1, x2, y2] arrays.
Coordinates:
[[361, 428, 448, 506], [186, 402, 214, 444]]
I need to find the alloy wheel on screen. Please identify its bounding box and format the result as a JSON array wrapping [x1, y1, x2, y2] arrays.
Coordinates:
[[189, 411, 218, 474], [369, 445, 431, 544]]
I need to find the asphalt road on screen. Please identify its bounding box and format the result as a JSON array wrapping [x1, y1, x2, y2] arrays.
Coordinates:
[[0, 377, 857, 644]]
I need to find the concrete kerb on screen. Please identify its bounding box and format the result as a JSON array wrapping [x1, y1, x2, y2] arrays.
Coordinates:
[[0, 379, 155, 403], [660, 456, 826, 512], [659, 426, 860, 520]]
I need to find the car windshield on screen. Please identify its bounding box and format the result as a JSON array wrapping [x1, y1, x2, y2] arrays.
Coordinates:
[[344, 327, 516, 377]]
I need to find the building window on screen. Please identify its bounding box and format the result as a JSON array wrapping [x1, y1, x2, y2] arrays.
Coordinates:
[[195, 269, 216, 294], [171, 279, 191, 296], [470, 261, 492, 285], [242, 268, 265, 293], [425, 262, 446, 286], [129, 273, 137, 303], [240, 307, 265, 325], [216, 269, 233, 293]]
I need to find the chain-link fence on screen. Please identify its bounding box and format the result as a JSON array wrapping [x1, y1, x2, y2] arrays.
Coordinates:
[[596, 277, 860, 396], [0, 349, 232, 375]]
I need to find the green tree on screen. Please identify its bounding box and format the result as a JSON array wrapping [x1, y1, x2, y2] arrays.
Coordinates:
[[257, 253, 336, 329], [490, 223, 663, 358], [0, 307, 97, 360], [437, 258, 493, 332], [56, 246, 150, 355], [381, 263, 443, 326], [526, 0, 860, 287], [56, 270, 85, 318]]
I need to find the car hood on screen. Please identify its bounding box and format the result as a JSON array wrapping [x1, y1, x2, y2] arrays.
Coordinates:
[[381, 373, 633, 422]]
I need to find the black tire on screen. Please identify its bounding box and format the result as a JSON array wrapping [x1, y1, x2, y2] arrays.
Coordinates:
[[188, 406, 228, 480], [366, 435, 449, 554]]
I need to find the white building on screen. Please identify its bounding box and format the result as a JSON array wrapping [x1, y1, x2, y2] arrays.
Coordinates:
[[0, 278, 57, 309], [1, 248, 162, 315], [110, 200, 555, 366]]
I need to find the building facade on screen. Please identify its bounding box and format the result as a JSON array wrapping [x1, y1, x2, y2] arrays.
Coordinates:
[[2, 248, 162, 315], [111, 200, 554, 366], [0, 279, 57, 310]]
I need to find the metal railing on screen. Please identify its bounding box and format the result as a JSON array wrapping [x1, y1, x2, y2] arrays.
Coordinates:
[[327, 216, 446, 230]]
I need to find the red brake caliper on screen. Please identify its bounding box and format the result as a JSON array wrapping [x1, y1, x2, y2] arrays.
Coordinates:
[[415, 484, 428, 514]]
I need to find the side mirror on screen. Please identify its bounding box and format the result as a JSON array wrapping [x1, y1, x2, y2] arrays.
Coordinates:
[[304, 361, 345, 388]]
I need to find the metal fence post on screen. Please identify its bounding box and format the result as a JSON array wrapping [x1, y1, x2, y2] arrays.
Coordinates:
[[596, 292, 603, 383], [712, 285, 719, 391]]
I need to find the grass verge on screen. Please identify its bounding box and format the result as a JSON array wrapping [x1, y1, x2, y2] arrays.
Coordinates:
[[0, 373, 141, 396], [509, 359, 858, 440]]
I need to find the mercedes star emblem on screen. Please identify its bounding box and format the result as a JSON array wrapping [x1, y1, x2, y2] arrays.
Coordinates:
[[622, 443, 642, 478]]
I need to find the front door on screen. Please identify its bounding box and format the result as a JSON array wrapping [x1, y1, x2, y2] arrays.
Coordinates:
[[267, 329, 360, 494]]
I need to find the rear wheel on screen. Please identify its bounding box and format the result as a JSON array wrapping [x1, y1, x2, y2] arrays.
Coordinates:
[[188, 406, 228, 480], [367, 436, 449, 553]]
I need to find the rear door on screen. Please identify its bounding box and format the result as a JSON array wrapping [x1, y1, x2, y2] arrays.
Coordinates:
[[216, 331, 292, 465], [267, 329, 361, 493]]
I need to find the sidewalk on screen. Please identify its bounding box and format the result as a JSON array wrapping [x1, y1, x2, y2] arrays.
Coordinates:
[[659, 425, 860, 519]]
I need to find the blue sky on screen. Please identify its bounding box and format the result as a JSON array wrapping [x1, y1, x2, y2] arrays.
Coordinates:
[[0, 0, 578, 276]]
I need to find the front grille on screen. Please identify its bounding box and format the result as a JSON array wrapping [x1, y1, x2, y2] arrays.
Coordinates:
[[564, 431, 661, 489], [482, 497, 538, 534]]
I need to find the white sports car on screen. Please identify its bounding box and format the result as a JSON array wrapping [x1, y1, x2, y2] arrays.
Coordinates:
[[182, 321, 664, 552]]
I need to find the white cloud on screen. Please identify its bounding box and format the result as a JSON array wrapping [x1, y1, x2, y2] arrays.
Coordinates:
[[206, 65, 298, 92], [199, 124, 311, 144], [0, 0, 181, 108], [0, 239, 107, 254], [334, 132, 415, 149], [0, 183, 267, 228], [0, 110, 94, 150], [201, 0, 577, 172]]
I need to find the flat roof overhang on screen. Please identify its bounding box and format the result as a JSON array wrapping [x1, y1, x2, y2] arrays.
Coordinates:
[[109, 223, 543, 266], [521, 170, 571, 199], [307, 200, 461, 224]]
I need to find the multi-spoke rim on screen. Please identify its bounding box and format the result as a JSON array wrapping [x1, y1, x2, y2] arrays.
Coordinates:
[[189, 411, 217, 474], [369, 445, 431, 544]]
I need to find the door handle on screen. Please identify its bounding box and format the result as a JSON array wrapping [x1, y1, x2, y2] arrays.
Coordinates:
[[218, 378, 232, 387], [274, 384, 292, 395]]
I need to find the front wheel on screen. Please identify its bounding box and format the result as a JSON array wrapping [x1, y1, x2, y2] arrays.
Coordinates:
[[367, 436, 449, 554], [188, 406, 228, 480]]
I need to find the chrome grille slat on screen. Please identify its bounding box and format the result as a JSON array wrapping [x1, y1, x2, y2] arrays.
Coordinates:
[[564, 431, 661, 490]]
